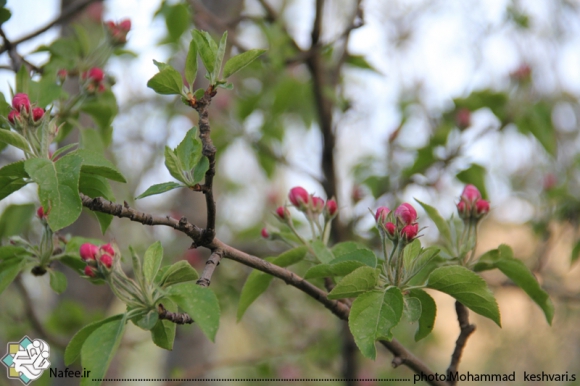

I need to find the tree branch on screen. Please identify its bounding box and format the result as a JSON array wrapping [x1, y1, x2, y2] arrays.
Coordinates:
[[196, 249, 222, 287], [446, 301, 476, 384], [158, 303, 194, 324]]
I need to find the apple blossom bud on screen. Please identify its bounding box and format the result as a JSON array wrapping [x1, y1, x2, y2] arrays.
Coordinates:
[[457, 200, 468, 218], [455, 108, 471, 130], [8, 110, 19, 124], [461, 185, 481, 203], [36, 207, 46, 219], [275, 206, 286, 219], [375, 206, 390, 224], [100, 243, 115, 255], [385, 222, 396, 237], [32, 107, 44, 121], [99, 254, 113, 268], [326, 199, 338, 216], [12, 93, 30, 112], [84, 265, 97, 277], [351, 185, 364, 203], [475, 200, 490, 216], [288, 186, 309, 207], [57, 69, 67, 82], [84, 67, 104, 83], [311, 196, 325, 212], [394, 203, 417, 225], [80, 243, 99, 261], [261, 227, 270, 239], [543, 174, 557, 191], [401, 223, 419, 240], [119, 19, 131, 31]]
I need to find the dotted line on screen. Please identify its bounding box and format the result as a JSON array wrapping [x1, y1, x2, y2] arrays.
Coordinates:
[[93, 378, 411, 382]]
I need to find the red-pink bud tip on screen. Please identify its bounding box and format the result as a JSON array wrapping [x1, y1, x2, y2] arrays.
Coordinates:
[[84, 265, 97, 277], [261, 228, 270, 239], [119, 19, 131, 31], [394, 203, 417, 225], [99, 254, 113, 268], [475, 200, 490, 216], [401, 223, 419, 240], [456, 108, 471, 129], [311, 196, 325, 212], [80, 243, 99, 261], [32, 107, 44, 121], [8, 110, 20, 124], [100, 243, 115, 256], [288, 186, 309, 207], [85, 67, 105, 83], [326, 199, 338, 216], [375, 206, 390, 223], [385, 222, 396, 236], [36, 206, 46, 219], [461, 185, 481, 203], [12, 93, 30, 112], [275, 206, 286, 219]]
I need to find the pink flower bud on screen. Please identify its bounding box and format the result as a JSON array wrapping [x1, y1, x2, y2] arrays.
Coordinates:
[[385, 222, 396, 236], [84, 265, 97, 277], [100, 243, 115, 255], [461, 185, 481, 203], [106, 21, 116, 30], [12, 93, 30, 112], [261, 227, 269, 239], [456, 108, 471, 129], [288, 186, 309, 207], [99, 254, 113, 268], [401, 223, 419, 240], [326, 199, 338, 216], [394, 203, 417, 225], [351, 186, 364, 203], [36, 206, 46, 219], [80, 243, 99, 261], [457, 200, 468, 218], [8, 110, 20, 124], [84, 67, 104, 83], [375, 206, 390, 224], [32, 107, 44, 121], [543, 174, 557, 191], [119, 19, 131, 31], [311, 196, 325, 212], [275, 206, 286, 219], [475, 200, 490, 216], [57, 69, 67, 81]]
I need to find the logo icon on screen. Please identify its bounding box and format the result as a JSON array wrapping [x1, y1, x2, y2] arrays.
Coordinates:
[[2, 336, 50, 384]]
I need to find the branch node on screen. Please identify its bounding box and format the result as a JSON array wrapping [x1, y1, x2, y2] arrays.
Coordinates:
[[158, 303, 194, 324], [392, 356, 404, 368]]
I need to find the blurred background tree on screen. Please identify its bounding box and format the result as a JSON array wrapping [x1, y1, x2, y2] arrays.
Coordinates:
[[0, 0, 579, 385]]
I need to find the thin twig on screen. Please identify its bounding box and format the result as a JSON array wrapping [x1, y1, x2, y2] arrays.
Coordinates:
[[196, 250, 222, 287], [158, 303, 194, 324], [446, 302, 476, 384]]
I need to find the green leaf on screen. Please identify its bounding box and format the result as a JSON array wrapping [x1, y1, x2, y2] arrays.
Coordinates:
[[164, 146, 187, 184], [402, 239, 422, 269], [331, 241, 367, 257], [571, 240, 580, 265], [16, 64, 30, 94], [215, 31, 228, 78], [143, 241, 163, 284], [80, 91, 118, 136], [0, 7, 11, 25], [345, 54, 378, 72], [151, 298, 177, 350], [158, 260, 199, 288], [311, 240, 334, 264], [415, 199, 452, 246], [164, 3, 190, 42], [129, 246, 145, 290], [185, 39, 198, 87], [330, 248, 377, 268], [0, 129, 30, 153], [65, 314, 124, 365], [79, 174, 114, 233], [427, 266, 501, 326], [176, 128, 202, 171], [192, 30, 216, 77], [408, 289, 437, 341], [223, 49, 266, 79], [169, 282, 220, 341], [475, 245, 553, 324], [49, 269, 67, 294], [136, 182, 183, 199], [25, 155, 83, 231], [456, 164, 488, 199], [404, 296, 422, 322], [0, 245, 30, 260], [0, 176, 27, 200], [271, 246, 308, 266], [153, 59, 169, 71], [328, 266, 378, 299], [237, 268, 273, 322], [0, 160, 27, 178], [0, 204, 34, 237], [192, 156, 209, 184], [349, 288, 404, 360], [70, 149, 126, 183], [0, 259, 21, 295], [147, 66, 183, 95], [133, 309, 159, 331], [304, 261, 365, 279], [80, 316, 127, 386]]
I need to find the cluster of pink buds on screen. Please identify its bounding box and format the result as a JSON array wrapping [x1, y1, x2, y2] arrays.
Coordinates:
[[375, 203, 419, 242], [287, 186, 338, 218], [105, 19, 131, 45], [7, 93, 45, 127], [80, 242, 116, 278], [457, 185, 490, 220], [82, 67, 106, 93]]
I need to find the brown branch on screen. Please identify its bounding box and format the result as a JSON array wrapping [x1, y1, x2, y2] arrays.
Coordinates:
[[157, 303, 193, 324], [446, 302, 476, 384], [196, 250, 222, 287], [79, 194, 204, 242], [0, 0, 98, 55]]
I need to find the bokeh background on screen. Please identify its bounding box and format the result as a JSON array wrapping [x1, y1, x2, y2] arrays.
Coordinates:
[[0, 0, 579, 385]]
